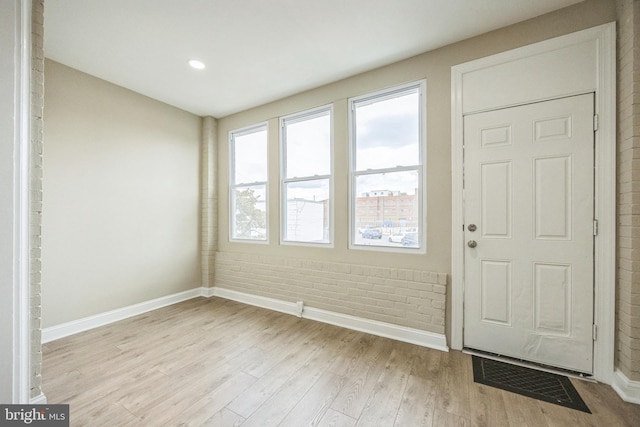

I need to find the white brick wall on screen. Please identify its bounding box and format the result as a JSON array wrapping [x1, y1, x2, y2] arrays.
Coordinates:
[[617, 0, 640, 382], [201, 117, 218, 287], [30, 0, 44, 400], [214, 251, 447, 334]]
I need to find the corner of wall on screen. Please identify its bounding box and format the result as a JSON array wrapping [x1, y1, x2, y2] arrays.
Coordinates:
[[201, 116, 218, 288], [615, 0, 640, 383], [30, 0, 44, 401]]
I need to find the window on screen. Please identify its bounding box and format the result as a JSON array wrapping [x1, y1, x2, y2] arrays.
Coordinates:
[[349, 81, 425, 250], [229, 124, 268, 241], [281, 106, 332, 244]]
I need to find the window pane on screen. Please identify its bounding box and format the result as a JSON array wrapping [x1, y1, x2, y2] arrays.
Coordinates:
[[233, 128, 267, 184], [284, 179, 329, 243], [231, 185, 267, 240], [355, 90, 420, 171], [353, 170, 420, 248], [284, 112, 331, 178]]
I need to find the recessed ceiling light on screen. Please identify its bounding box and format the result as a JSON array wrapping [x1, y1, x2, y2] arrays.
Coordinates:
[[188, 59, 205, 70]]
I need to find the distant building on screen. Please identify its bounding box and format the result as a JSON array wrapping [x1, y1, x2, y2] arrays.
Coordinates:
[[285, 198, 329, 242], [355, 189, 418, 230], [361, 190, 400, 197]]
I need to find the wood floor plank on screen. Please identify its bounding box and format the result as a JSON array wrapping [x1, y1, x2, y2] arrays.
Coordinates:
[[153, 372, 257, 426], [355, 345, 414, 426], [241, 318, 325, 378], [393, 374, 436, 427], [240, 348, 334, 427], [326, 332, 376, 378], [278, 371, 345, 427], [317, 409, 357, 427], [330, 336, 394, 419], [467, 382, 511, 426], [432, 408, 477, 427], [200, 408, 245, 427], [70, 402, 141, 427], [225, 333, 323, 418], [571, 377, 640, 426], [40, 297, 640, 427], [498, 387, 546, 427], [432, 348, 472, 419]]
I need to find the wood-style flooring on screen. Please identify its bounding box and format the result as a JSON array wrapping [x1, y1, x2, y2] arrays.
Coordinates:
[[42, 297, 640, 426]]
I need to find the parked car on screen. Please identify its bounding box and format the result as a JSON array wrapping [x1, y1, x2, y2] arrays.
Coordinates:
[[361, 228, 382, 239], [388, 232, 405, 243], [401, 232, 418, 247]]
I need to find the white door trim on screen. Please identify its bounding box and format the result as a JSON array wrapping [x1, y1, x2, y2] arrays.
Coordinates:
[[451, 23, 616, 384], [1, 0, 32, 403]]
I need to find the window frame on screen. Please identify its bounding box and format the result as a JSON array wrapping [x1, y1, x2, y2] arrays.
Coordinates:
[[229, 122, 269, 244], [348, 80, 427, 253], [280, 105, 334, 247]]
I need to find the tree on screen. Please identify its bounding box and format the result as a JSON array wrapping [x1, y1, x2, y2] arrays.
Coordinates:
[[234, 188, 266, 239]]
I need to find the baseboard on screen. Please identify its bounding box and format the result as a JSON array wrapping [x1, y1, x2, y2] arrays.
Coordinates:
[[211, 287, 449, 352], [612, 369, 640, 404], [42, 285, 448, 353], [42, 287, 207, 343], [30, 393, 47, 404], [200, 286, 216, 298], [212, 287, 301, 317]]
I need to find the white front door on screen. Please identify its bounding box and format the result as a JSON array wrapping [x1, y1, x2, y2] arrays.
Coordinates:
[[463, 94, 595, 374]]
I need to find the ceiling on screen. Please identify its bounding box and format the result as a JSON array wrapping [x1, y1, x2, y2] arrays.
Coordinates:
[[44, 0, 583, 118]]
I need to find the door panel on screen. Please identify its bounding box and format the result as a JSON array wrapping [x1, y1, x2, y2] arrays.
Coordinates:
[[463, 94, 594, 373], [534, 262, 571, 334], [480, 260, 511, 325], [481, 162, 512, 238], [535, 155, 571, 239]]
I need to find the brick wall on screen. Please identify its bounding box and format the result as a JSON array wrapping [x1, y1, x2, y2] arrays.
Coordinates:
[[616, 0, 640, 381], [30, 0, 44, 400], [201, 117, 218, 287], [214, 251, 447, 334]]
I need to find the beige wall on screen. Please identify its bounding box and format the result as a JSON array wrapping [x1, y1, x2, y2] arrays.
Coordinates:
[[42, 60, 201, 328], [213, 0, 617, 337]]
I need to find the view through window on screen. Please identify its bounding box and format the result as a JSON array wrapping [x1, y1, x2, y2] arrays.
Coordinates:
[[281, 107, 332, 244], [230, 124, 268, 241], [350, 82, 425, 250]]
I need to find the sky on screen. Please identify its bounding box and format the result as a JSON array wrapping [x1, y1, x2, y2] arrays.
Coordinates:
[[354, 88, 421, 195]]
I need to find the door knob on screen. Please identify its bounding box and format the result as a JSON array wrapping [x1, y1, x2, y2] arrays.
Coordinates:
[[467, 240, 477, 248], [467, 224, 477, 232]]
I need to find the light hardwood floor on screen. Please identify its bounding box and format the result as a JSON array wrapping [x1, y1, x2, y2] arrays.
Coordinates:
[[42, 297, 640, 426]]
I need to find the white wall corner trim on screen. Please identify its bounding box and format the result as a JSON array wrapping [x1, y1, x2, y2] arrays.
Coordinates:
[[42, 287, 206, 343], [612, 370, 640, 405], [450, 23, 616, 385], [30, 393, 47, 405], [1, 0, 34, 404], [212, 287, 449, 352]]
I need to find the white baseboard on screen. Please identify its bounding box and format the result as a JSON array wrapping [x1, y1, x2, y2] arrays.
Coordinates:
[[612, 369, 640, 404], [212, 287, 449, 352], [200, 286, 216, 298], [30, 393, 47, 404], [42, 285, 448, 353], [212, 287, 301, 316], [42, 287, 207, 343]]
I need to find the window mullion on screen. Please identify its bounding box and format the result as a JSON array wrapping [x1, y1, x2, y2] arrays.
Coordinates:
[[354, 165, 420, 177], [282, 174, 331, 184]]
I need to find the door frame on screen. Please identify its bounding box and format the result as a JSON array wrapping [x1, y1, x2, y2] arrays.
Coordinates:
[[450, 23, 616, 384], [1, 0, 32, 403]]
